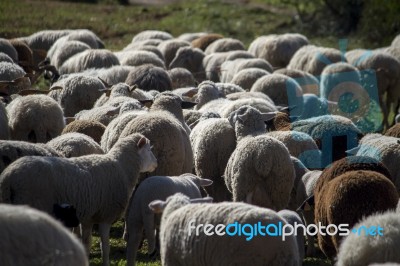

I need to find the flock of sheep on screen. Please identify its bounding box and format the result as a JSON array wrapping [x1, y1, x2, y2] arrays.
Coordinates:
[[1, 28, 400, 266]]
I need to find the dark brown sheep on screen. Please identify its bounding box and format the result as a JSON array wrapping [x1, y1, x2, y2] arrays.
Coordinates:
[[315, 170, 398, 259], [191, 33, 224, 51], [385, 123, 400, 138], [62, 120, 106, 144]]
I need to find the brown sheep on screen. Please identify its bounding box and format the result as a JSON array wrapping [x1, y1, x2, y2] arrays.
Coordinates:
[[62, 120, 106, 144], [385, 123, 400, 138], [315, 169, 398, 259], [191, 33, 224, 51]]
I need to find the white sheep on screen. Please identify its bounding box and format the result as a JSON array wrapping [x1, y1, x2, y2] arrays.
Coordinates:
[[0, 204, 88, 266], [248, 33, 309, 68], [47, 132, 104, 157], [149, 193, 301, 266], [156, 39, 189, 67], [274, 68, 320, 95], [115, 50, 165, 68], [119, 92, 193, 176], [6, 94, 65, 143], [278, 209, 305, 262], [0, 133, 158, 266], [59, 49, 120, 75], [51, 74, 105, 117], [168, 67, 196, 89], [0, 61, 30, 95], [131, 30, 173, 43], [267, 130, 321, 170], [336, 211, 400, 266], [125, 64, 172, 92], [230, 67, 270, 91], [219, 57, 273, 84], [224, 105, 295, 210], [125, 173, 212, 266], [204, 37, 246, 55], [190, 117, 235, 202], [49, 40, 91, 69]]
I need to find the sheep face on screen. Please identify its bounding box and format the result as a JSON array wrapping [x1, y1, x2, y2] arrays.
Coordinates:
[[137, 137, 158, 173]]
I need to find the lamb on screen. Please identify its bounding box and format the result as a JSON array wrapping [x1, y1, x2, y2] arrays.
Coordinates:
[[250, 73, 304, 116], [0, 133, 158, 266], [190, 117, 235, 202], [191, 33, 224, 51], [125, 64, 172, 92], [119, 92, 193, 177], [248, 33, 309, 69], [0, 102, 9, 140], [224, 105, 295, 210], [0, 140, 61, 173], [315, 170, 398, 259], [59, 49, 120, 75], [62, 120, 106, 144], [149, 193, 301, 266], [168, 67, 196, 89], [169, 46, 206, 82], [353, 134, 400, 192], [125, 174, 212, 266], [131, 30, 173, 43], [0, 204, 88, 266], [267, 130, 322, 169], [230, 67, 270, 91], [157, 39, 190, 67], [47, 133, 104, 157], [204, 37, 245, 55], [287, 45, 344, 76], [6, 95, 65, 143], [51, 74, 105, 117], [336, 211, 400, 266], [115, 50, 165, 68], [274, 68, 320, 95]]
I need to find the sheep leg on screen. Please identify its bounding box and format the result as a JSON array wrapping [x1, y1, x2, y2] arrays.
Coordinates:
[[144, 215, 156, 256], [99, 223, 111, 266], [126, 223, 143, 266], [81, 223, 93, 256]]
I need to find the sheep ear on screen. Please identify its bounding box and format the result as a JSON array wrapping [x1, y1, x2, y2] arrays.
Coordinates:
[[188, 119, 200, 129], [297, 195, 314, 212], [199, 178, 213, 187], [140, 100, 153, 108], [106, 106, 121, 116], [148, 200, 167, 213], [98, 77, 111, 89], [129, 85, 138, 92], [18, 89, 50, 96], [228, 112, 238, 126], [137, 137, 147, 149], [190, 197, 213, 204], [181, 101, 197, 109], [99, 89, 112, 97], [181, 88, 198, 98], [64, 117, 75, 125], [277, 105, 296, 114], [260, 112, 277, 122], [346, 146, 360, 155]]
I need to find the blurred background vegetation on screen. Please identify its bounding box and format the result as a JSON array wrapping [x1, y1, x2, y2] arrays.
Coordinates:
[[1, 0, 399, 51]]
